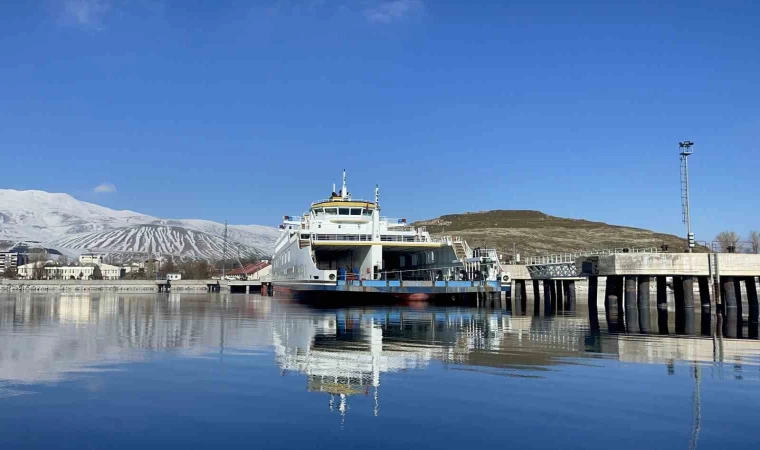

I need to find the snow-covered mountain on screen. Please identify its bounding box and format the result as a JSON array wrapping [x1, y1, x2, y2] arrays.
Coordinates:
[[0, 189, 279, 259]]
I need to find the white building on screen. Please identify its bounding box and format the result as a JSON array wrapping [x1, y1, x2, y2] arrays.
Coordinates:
[[166, 273, 182, 281], [78, 254, 104, 265], [0, 252, 26, 275], [17, 262, 123, 280]]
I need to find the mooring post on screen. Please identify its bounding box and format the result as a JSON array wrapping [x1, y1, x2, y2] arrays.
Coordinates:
[[638, 276, 651, 333], [588, 276, 599, 331]]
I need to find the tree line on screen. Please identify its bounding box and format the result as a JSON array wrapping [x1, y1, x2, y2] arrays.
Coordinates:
[[715, 231, 760, 253]]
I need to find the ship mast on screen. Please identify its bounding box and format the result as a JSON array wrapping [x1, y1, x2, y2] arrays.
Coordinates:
[[341, 169, 348, 200]]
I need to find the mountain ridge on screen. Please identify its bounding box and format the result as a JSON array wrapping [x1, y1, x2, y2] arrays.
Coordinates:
[[0, 189, 279, 259]]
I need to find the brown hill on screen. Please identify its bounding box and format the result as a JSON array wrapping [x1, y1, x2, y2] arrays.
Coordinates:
[[413, 210, 698, 258]]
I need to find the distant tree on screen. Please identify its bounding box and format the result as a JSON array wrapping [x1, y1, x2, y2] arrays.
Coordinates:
[[78, 271, 84, 280], [159, 256, 176, 277], [750, 231, 760, 254], [3, 266, 17, 279], [92, 265, 103, 280], [716, 231, 742, 253]]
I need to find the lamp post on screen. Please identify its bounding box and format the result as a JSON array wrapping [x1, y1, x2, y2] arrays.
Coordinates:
[[679, 141, 695, 253]]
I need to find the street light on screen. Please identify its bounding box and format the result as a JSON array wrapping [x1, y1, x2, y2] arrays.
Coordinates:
[[679, 141, 695, 252]]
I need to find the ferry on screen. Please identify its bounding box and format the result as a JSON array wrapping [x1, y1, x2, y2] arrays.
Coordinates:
[[270, 172, 509, 302]]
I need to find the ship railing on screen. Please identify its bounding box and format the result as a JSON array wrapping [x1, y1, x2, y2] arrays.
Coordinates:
[[379, 235, 431, 243], [365, 265, 495, 283], [313, 234, 374, 242]]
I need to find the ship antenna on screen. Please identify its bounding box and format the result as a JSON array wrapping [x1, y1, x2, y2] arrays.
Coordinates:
[[342, 169, 347, 200], [375, 184, 379, 210]]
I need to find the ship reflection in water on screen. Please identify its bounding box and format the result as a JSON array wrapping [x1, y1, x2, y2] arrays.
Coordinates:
[[1, 293, 760, 449]]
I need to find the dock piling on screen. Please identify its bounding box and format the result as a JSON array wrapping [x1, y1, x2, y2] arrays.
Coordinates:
[[638, 276, 651, 333], [588, 276, 599, 331], [565, 280, 576, 312], [747, 276, 759, 324]]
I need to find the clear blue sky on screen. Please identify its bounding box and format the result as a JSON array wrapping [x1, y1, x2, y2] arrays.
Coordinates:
[[1, 1, 758, 241]]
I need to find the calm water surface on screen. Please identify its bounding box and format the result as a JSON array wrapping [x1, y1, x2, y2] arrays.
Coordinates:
[[1, 293, 759, 449]]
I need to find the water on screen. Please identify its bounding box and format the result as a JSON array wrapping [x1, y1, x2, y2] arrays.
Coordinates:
[[1, 293, 759, 449]]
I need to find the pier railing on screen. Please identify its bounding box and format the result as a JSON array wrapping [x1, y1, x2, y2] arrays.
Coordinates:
[[524, 247, 660, 266]]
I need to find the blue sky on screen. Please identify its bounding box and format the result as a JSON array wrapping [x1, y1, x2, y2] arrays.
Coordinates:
[[1, 1, 758, 240]]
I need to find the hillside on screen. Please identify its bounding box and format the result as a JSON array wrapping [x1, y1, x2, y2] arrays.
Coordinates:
[[414, 210, 695, 257], [0, 189, 279, 259]]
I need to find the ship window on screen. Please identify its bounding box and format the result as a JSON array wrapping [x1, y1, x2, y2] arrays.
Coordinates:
[[363, 209, 372, 216], [350, 208, 361, 216], [339, 208, 350, 215], [325, 208, 337, 215]]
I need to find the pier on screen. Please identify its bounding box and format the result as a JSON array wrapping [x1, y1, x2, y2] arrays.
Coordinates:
[[0, 279, 266, 294], [501, 251, 760, 337]]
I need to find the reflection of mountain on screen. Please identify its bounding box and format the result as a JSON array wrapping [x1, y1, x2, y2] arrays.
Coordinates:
[[2, 295, 760, 409], [0, 293, 273, 385]]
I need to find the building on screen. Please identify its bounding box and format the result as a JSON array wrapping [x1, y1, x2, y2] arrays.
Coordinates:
[[17, 262, 124, 280], [78, 254, 104, 265], [166, 273, 182, 281], [0, 252, 27, 275], [226, 261, 271, 280]]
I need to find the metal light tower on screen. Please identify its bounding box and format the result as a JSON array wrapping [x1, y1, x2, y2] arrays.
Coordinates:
[[679, 141, 695, 252]]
